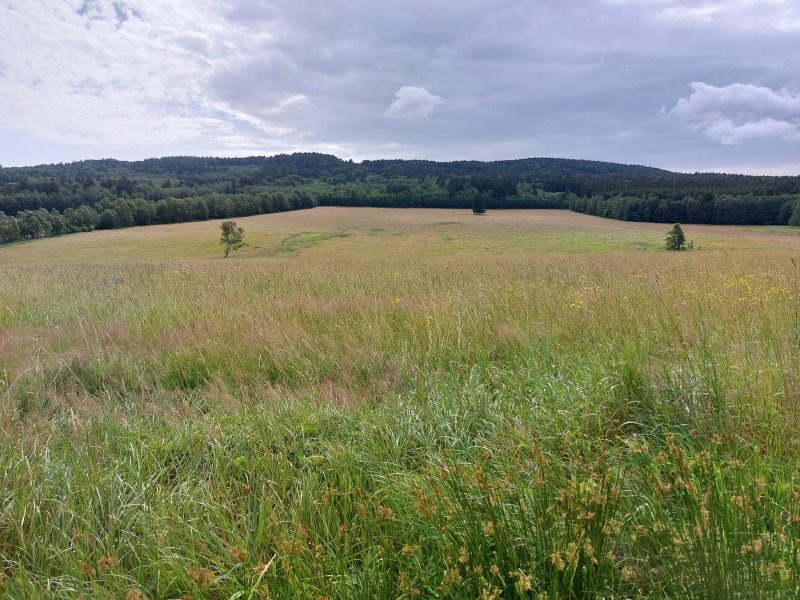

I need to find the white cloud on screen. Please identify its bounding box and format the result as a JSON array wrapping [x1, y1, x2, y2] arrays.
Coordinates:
[[0, 0, 292, 156], [384, 86, 444, 120], [608, 0, 800, 31], [671, 82, 800, 144], [703, 118, 800, 144]]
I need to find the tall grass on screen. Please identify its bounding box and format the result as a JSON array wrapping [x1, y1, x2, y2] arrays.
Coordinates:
[[1, 248, 800, 598]]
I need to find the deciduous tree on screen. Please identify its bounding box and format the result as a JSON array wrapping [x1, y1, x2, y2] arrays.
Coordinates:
[[220, 221, 245, 258]]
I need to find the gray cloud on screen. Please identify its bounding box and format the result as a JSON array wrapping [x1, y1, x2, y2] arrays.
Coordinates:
[[1, 0, 799, 172]]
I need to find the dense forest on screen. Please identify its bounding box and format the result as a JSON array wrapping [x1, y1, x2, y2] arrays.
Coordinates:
[[1, 153, 799, 244]]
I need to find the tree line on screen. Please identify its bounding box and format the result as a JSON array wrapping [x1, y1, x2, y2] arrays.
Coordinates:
[[0, 191, 316, 243], [1, 153, 799, 244]]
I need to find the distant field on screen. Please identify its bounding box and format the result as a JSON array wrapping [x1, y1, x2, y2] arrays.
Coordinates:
[[1, 207, 799, 263], [1, 208, 800, 599]]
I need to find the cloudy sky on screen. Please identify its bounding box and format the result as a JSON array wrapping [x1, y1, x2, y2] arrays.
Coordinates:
[[1, 0, 800, 173]]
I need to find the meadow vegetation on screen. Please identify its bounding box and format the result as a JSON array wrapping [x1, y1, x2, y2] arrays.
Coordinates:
[[1, 208, 800, 598]]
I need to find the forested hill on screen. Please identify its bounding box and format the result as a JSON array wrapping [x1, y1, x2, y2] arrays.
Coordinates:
[[1, 152, 799, 244], [2, 153, 668, 179]]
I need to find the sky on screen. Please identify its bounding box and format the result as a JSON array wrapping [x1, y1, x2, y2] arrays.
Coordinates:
[[1, 0, 800, 173]]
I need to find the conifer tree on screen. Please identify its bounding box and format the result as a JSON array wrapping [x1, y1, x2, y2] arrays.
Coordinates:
[[665, 223, 686, 251]]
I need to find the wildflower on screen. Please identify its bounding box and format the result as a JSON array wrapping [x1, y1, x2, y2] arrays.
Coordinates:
[[657, 480, 673, 495], [480, 586, 502, 600], [80, 562, 95, 578], [483, 522, 495, 535], [458, 546, 470, 564], [126, 591, 147, 600], [415, 489, 438, 517], [551, 550, 565, 571], [338, 524, 348, 538], [567, 542, 580, 565], [620, 564, 635, 582], [97, 555, 116, 572], [442, 566, 463, 588], [731, 495, 756, 517], [740, 538, 763, 555], [700, 493, 711, 527], [401, 544, 414, 559], [322, 484, 340, 503], [490, 564, 500, 576], [516, 571, 533, 593], [398, 572, 410, 591], [377, 505, 395, 521], [584, 541, 595, 559], [679, 478, 698, 497], [278, 539, 304, 556], [188, 568, 215, 588], [230, 547, 247, 563]]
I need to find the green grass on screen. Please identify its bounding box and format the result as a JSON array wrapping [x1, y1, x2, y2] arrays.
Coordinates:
[[1, 208, 800, 598], [1, 207, 799, 264], [268, 230, 348, 254]]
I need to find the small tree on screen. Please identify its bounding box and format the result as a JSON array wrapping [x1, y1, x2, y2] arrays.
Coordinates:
[[665, 223, 686, 251], [220, 221, 245, 258], [472, 192, 487, 215]]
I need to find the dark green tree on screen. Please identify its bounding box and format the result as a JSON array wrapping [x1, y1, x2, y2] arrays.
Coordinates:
[[49, 209, 67, 236], [665, 223, 687, 251], [220, 220, 245, 258], [97, 209, 119, 230], [17, 210, 49, 238], [472, 191, 487, 215], [67, 205, 99, 232], [789, 201, 800, 226], [0, 211, 20, 243]]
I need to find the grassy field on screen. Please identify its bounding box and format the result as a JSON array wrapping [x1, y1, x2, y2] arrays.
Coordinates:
[[1, 208, 800, 599], [2, 208, 800, 263]]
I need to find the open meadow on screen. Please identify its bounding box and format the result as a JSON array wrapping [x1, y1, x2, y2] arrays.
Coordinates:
[[2, 207, 800, 599]]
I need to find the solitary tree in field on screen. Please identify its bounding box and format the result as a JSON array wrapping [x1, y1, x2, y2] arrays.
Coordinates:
[[665, 223, 687, 251], [472, 192, 487, 215], [220, 221, 245, 258]]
